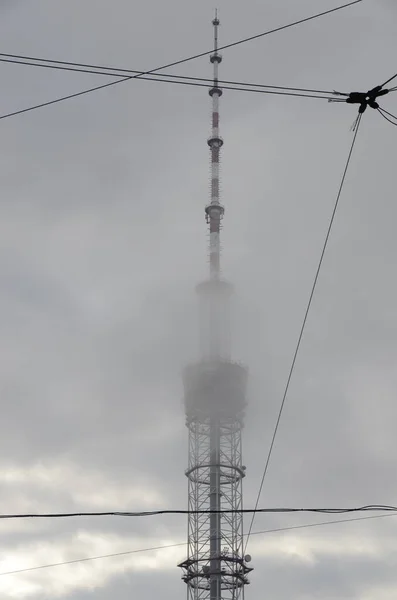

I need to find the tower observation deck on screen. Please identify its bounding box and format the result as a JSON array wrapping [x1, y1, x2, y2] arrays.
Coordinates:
[[178, 15, 253, 600]]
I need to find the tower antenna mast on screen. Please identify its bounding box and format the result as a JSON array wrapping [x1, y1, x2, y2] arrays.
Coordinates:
[[179, 14, 253, 600]]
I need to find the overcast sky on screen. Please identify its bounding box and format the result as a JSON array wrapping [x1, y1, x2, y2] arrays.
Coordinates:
[[0, 0, 397, 598]]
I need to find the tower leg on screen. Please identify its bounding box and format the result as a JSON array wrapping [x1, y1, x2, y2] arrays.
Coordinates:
[[210, 420, 221, 600]]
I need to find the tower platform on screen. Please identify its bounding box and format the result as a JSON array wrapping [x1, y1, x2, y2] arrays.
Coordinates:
[[183, 360, 248, 422]]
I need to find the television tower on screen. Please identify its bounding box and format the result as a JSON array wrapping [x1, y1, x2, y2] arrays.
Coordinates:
[[178, 14, 253, 600]]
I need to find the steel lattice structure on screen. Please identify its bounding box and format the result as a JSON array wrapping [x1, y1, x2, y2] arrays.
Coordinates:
[[178, 15, 253, 600]]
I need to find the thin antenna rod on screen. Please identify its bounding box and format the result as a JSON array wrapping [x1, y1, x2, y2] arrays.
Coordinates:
[[179, 16, 252, 600], [206, 12, 224, 281]]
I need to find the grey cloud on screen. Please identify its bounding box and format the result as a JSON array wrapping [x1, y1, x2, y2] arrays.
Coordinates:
[[0, 0, 397, 599]]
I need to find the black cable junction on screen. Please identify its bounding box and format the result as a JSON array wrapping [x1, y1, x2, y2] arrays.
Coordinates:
[[329, 72, 397, 127]]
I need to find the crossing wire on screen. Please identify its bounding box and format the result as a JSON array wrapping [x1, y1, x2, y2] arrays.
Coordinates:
[[0, 82, 339, 123], [0, 0, 362, 121], [0, 54, 342, 97], [381, 72, 397, 88], [1, 512, 395, 578], [244, 113, 364, 554], [0, 503, 396, 519], [129, 0, 363, 73], [377, 107, 397, 126], [0, 1, 364, 82]]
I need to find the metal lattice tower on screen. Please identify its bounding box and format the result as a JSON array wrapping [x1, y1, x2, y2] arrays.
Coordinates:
[[178, 14, 253, 600]]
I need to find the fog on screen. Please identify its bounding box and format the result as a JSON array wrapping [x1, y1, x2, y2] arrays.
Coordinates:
[[0, 1, 397, 598]]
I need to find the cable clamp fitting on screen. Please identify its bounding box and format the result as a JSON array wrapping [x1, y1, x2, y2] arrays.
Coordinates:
[[345, 85, 389, 113]]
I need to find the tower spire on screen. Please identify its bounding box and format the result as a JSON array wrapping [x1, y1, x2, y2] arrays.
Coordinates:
[[178, 16, 253, 600], [206, 12, 224, 280]]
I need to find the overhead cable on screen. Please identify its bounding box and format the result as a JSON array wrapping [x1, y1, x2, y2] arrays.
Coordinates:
[[330, 83, 395, 119], [0, 504, 396, 519], [381, 72, 397, 88], [0, 81, 336, 123], [0, 0, 363, 82], [1, 512, 396, 578], [0, 54, 343, 97], [244, 113, 364, 553], [0, 1, 362, 121], [0, 77, 131, 122], [377, 107, 397, 126], [131, 0, 364, 73], [381, 107, 397, 120]]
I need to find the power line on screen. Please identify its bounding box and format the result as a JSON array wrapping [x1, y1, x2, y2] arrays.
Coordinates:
[[1, 512, 395, 578], [377, 107, 397, 126], [0, 56, 135, 78], [0, 1, 362, 122], [135, 0, 363, 73], [0, 80, 336, 124], [0, 504, 396, 519], [0, 59, 339, 101], [244, 113, 364, 553], [0, 77, 131, 121], [0, 54, 343, 97], [381, 72, 397, 87]]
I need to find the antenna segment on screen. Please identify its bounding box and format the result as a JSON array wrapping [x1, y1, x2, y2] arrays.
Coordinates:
[[206, 12, 224, 281], [178, 15, 253, 600]]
